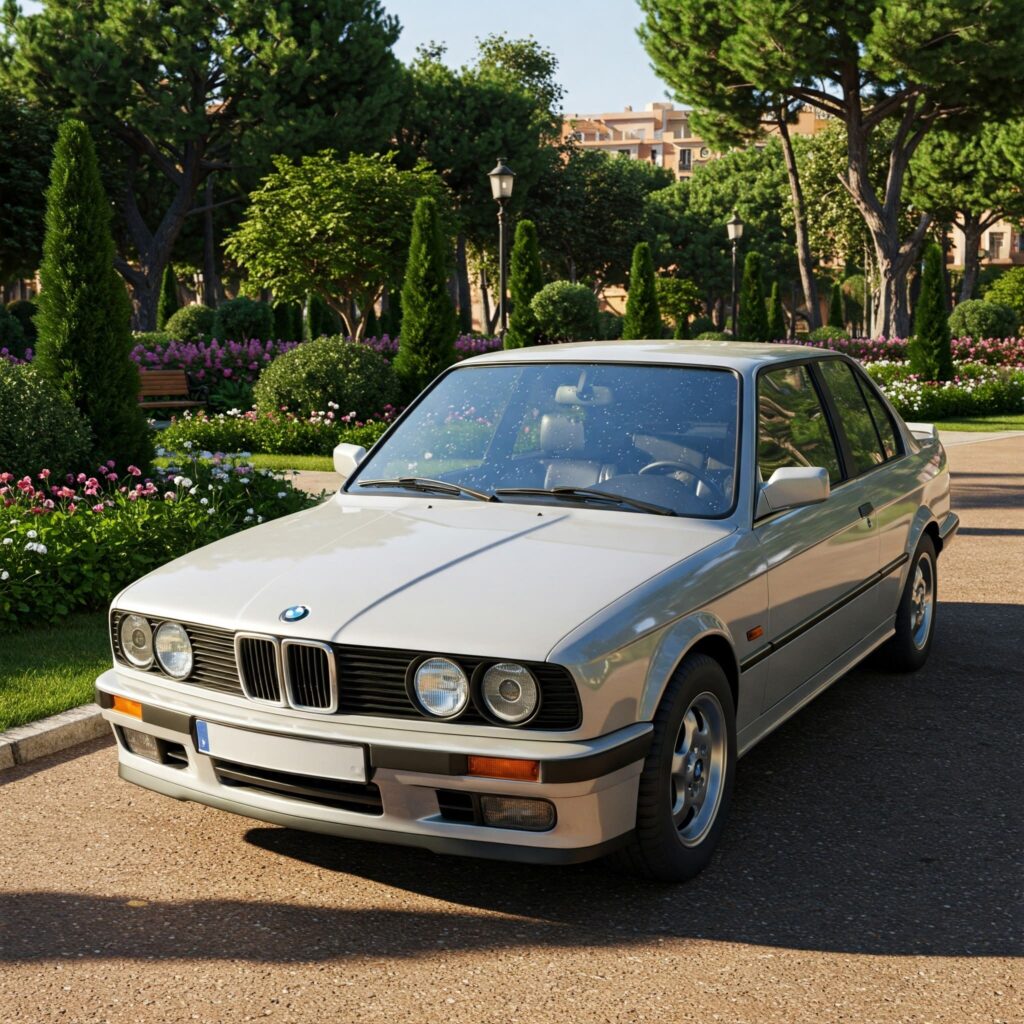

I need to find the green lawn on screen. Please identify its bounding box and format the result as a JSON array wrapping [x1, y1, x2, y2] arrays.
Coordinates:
[[0, 612, 111, 731], [934, 414, 1024, 432], [155, 453, 335, 473]]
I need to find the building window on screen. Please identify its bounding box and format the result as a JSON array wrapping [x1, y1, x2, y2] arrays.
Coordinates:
[[618, 148, 631, 157], [1016, 233, 1024, 254], [988, 232, 1005, 259], [679, 148, 692, 171]]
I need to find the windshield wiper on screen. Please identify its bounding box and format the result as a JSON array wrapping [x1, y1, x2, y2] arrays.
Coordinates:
[[494, 486, 676, 516], [355, 477, 498, 502]]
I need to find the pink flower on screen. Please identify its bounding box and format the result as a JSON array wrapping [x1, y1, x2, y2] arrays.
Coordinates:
[[77, 473, 87, 483], [0, 472, 12, 484], [38, 468, 51, 480], [127, 465, 142, 477], [106, 460, 115, 469], [164, 491, 176, 501], [92, 503, 105, 514]]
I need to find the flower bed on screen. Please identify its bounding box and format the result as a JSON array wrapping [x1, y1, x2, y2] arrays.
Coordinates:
[[865, 361, 1024, 419], [1, 346, 32, 365], [159, 405, 397, 456], [775, 336, 1024, 366], [0, 454, 316, 628]]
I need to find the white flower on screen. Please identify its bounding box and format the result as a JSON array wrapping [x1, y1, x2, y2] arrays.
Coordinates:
[[189, 486, 198, 495], [1, 570, 9, 581], [239, 477, 250, 484], [173, 475, 184, 486], [206, 508, 215, 515], [257, 516, 263, 523], [2, 537, 12, 545], [181, 477, 193, 488], [243, 515, 253, 523], [26, 529, 37, 539], [200, 497, 209, 506], [24, 541, 47, 554], [184, 440, 194, 449], [276, 491, 287, 499], [246, 507, 254, 515]]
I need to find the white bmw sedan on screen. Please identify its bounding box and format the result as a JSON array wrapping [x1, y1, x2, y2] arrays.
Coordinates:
[[97, 341, 957, 881]]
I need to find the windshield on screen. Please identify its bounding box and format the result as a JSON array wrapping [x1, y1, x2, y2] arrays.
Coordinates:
[[347, 362, 740, 517]]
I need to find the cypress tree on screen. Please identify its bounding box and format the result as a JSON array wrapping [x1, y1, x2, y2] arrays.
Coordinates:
[[909, 243, 954, 381], [767, 281, 786, 340], [622, 241, 661, 339], [828, 282, 845, 329], [273, 300, 301, 340], [394, 196, 458, 398], [504, 219, 545, 349], [156, 263, 179, 330], [737, 251, 769, 341], [34, 120, 151, 469]]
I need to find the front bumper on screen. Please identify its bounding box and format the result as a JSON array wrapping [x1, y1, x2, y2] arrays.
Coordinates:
[[96, 669, 650, 865]]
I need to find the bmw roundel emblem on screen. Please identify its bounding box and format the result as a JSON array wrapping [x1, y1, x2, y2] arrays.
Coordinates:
[[280, 604, 309, 623]]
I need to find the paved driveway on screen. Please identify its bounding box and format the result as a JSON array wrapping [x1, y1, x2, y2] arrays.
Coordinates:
[[1, 438, 1021, 1024]]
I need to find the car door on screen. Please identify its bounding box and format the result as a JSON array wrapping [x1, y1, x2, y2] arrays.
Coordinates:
[[755, 362, 880, 713]]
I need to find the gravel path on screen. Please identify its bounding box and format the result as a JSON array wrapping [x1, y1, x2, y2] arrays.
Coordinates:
[[1, 437, 1020, 1023]]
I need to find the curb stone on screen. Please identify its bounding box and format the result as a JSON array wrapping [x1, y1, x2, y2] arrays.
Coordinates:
[[0, 703, 106, 772]]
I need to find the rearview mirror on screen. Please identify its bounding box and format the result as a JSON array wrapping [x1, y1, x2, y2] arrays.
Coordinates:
[[333, 442, 366, 482], [757, 467, 830, 517]]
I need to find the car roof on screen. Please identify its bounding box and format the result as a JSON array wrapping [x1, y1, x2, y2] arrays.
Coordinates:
[[461, 339, 833, 372]]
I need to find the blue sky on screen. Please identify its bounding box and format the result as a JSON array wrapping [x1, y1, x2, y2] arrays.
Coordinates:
[[19, 0, 671, 114]]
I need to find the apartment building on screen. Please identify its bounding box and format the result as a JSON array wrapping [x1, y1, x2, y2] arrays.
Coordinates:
[[949, 220, 1024, 271]]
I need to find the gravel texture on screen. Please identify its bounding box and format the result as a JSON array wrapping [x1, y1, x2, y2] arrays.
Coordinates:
[[0, 437, 1020, 1024]]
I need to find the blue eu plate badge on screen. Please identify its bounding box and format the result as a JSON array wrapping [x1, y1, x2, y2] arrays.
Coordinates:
[[195, 719, 211, 753]]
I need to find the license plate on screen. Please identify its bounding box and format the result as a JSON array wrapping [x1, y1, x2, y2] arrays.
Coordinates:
[[195, 720, 367, 783]]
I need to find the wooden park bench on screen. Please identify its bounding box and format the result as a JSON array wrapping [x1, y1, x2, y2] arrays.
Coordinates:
[[137, 368, 207, 411]]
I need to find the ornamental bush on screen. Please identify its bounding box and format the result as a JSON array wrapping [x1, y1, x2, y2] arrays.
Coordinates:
[[909, 243, 954, 381], [695, 331, 731, 341], [981, 266, 1024, 329], [213, 296, 274, 342], [530, 281, 599, 342], [164, 304, 216, 341], [947, 300, 1017, 342], [504, 219, 544, 349], [0, 363, 92, 478], [737, 251, 769, 342], [597, 311, 623, 340], [254, 334, 398, 419], [0, 306, 26, 357], [622, 242, 661, 340], [866, 362, 1024, 419], [156, 264, 179, 330], [807, 325, 851, 342], [6, 299, 38, 344]]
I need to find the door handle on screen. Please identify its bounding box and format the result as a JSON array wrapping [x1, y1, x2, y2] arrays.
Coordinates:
[[858, 502, 874, 520]]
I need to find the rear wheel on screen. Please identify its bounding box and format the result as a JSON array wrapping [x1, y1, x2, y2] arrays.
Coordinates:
[[612, 653, 735, 882], [880, 534, 937, 673]]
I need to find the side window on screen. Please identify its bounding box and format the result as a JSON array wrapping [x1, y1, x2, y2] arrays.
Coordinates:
[[854, 372, 900, 460], [817, 359, 887, 475], [758, 365, 842, 484]]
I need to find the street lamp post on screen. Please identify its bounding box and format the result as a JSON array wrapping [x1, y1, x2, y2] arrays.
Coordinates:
[[726, 211, 744, 336], [488, 157, 515, 337]]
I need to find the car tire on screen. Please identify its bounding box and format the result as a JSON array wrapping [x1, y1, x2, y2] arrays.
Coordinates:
[[612, 653, 736, 883], [879, 534, 938, 673]]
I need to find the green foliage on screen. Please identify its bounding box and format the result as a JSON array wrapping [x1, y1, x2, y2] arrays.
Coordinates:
[[156, 264, 179, 330], [253, 334, 397, 420], [530, 281, 599, 342], [227, 153, 445, 339], [689, 315, 715, 337], [828, 283, 844, 328], [131, 331, 170, 349], [6, 299, 38, 345], [656, 277, 702, 338], [161, 409, 390, 457], [807, 325, 851, 342], [0, 452, 316, 629], [767, 281, 786, 340], [212, 296, 273, 342], [909, 244, 954, 381], [0, 306, 26, 356], [306, 293, 343, 340], [0, 363, 92, 478], [272, 301, 302, 340], [394, 196, 458, 396], [164, 304, 216, 341], [622, 242, 661, 340], [947, 300, 1018, 341], [982, 267, 1024, 330], [33, 120, 151, 469], [504, 219, 545, 349], [737, 251, 769, 341], [597, 311, 624, 340], [841, 276, 866, 333], [695, 331, 731, 341]]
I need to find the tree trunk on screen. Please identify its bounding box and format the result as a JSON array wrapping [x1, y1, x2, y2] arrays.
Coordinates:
[[202, 175, 221, 308], [958, 217, 984, 303], [776, 115, 820, 330], [455, 234, 472, 333]]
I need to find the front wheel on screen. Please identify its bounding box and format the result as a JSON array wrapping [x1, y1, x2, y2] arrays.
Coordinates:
[[880, 534, 937, 673], [612, 653, 736, 882]]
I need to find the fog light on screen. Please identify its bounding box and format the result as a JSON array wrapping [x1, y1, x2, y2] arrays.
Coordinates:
[[121, 727, 161, 762], [480, 796, 555, 832]]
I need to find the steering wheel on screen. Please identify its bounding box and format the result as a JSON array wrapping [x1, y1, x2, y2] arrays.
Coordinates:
[[637, 460, 725, 504]]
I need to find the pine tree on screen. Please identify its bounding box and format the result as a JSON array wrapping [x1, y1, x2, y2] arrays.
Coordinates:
[[504, 219, 545, 349], [767, 280, 786, 340], [737, 251, 769, 341], [393, 196, 458, 397], [156, 263, 179, 330], [909, 243, 954, 381], [622, 241, 661, 339], [828, 282, 845, 329], [34, 120, 151, 469]]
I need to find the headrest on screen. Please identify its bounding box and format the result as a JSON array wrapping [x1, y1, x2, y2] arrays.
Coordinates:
[[540, 413, 585, 455]]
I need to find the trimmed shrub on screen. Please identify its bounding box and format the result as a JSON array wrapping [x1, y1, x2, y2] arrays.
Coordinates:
[[696, 331, 732, 341], [33, 120, 151, 470], [273, 301, 302, 340], [0, 306, 27, 357], [948, 299, 1018, 342], [530, 281, 599, 342], [909, 243, 953, 381], [504, 219, 544, 349], [738, 251, 769, 341], [597, 311, 623, 340], [156, 264, 179, 329], [307, 293, 342, 340], [6, 299, 38, 344], [828, 282, 844, 328], [981, 266, 1024, 328], [212, 296, 273, 342], [622, 242, 661, 340], [0, 363, 92, 478], [841, 276, 866, 333], [132, 331, 170, 349], [164, 304, 216, 341], [807, 325, 851, 342], [656, 277, 702, 339], [767, 281, 786, 340], [689, 315, 715, 337], [254, 334, 398, 419]]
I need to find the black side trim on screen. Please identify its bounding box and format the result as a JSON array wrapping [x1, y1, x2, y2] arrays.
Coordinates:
[[739, 553, 909, 673], [371, 747, 469, 775]]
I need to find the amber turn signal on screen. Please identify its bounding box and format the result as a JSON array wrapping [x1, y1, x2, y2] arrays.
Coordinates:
[[112, 695, 143, 719], [466, 755, 540, 782]]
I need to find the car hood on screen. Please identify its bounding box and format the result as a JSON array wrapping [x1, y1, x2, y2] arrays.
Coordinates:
[[119, 494, 733, 661]]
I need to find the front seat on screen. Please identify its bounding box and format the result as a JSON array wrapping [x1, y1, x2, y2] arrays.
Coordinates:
[[539, 413, 615, 489]]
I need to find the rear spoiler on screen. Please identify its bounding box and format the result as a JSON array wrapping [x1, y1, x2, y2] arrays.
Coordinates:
[[906, 422, 938, 445]]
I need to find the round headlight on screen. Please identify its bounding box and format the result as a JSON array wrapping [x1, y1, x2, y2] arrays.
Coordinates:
[[119, 614, 154, 668], [481, 663, 539, 724], [154, 621, 193, 679], [413, 657, 470, 718]]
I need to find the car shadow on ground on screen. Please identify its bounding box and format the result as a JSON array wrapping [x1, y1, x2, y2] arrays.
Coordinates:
[[1, 603, 1020, 964]]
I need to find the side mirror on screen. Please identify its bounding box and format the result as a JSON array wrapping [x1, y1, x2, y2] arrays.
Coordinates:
[[757, 466, 830, 517], [333, 442, 366, 482]]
